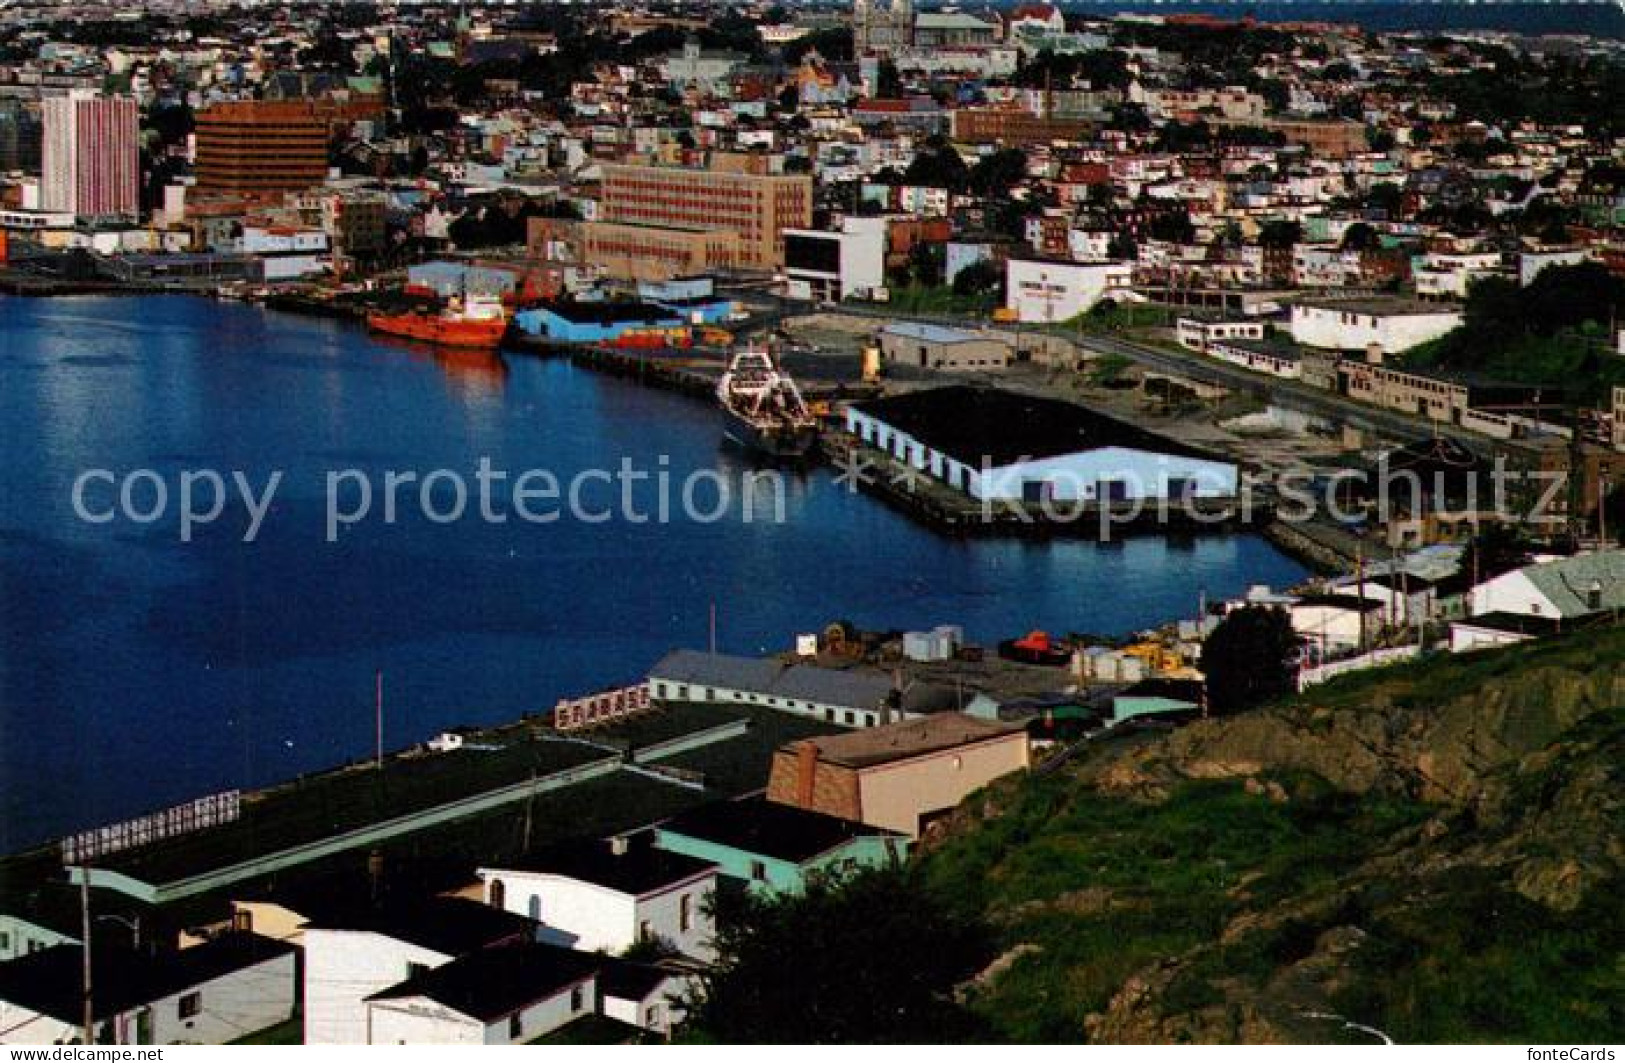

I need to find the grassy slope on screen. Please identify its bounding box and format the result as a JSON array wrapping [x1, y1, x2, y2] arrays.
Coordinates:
[[922, 629, 1625, 1043]]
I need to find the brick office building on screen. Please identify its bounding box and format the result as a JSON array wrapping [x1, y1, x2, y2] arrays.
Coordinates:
[[598, 162, 812, 270]]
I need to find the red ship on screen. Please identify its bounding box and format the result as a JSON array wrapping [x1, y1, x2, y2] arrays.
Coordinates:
[[367, 293, 509, 350]]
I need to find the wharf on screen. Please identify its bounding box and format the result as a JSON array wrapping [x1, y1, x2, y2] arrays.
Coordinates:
[[0, 271, 140, 296], [506, 336, 884, 406]]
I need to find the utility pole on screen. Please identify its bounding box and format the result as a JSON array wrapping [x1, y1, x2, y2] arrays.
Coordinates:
[[79, 869, 93, 1045], [708, 602, 717, 655]]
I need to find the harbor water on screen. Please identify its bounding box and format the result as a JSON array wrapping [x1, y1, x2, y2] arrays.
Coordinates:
[[0, 296, 1306, 849]]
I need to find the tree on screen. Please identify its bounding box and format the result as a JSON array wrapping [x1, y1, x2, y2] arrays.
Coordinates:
[[875, 59, 902, 99], [967, 148, 1027, 198], [903, 139, 969, 194], [1258, 219, 1303, 249], [684, 866, 992, 1043], [1341, 222, 1380, 252], [951, 258, 1002, 302], [1146, 211, 1195, 245], [905, 240, 946, 288], [1366, 182, 1404, 219], [1200, 606, 1301, 714]]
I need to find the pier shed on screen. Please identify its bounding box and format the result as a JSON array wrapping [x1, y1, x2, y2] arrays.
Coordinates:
[[845, 386, 1238, 504]]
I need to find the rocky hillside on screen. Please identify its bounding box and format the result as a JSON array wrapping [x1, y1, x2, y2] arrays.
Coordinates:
[[923, 628, 1625, 1043]]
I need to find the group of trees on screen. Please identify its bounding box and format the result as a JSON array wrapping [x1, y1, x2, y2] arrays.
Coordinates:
[[1420, 48, 1625, 138], [1421, 262, 1624, 389], [1011, 48, 1132, 92], [899, 140, 1030, 200], [1199, 606, 1301, 714], [685, 867, 993, 1042]]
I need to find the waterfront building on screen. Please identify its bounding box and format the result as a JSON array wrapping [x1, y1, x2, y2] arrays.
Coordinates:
[[765, 713, 1030, 837], [877, 322, 1012, 372], [477, 836, 720, 961], [846, 386, 1240, 503], [653, 796, 908, 895], [645, 649, 958, 729], [193, 100, 329, 198], [513, 301, 689, 346], [1201, 336, 1305, 380], [40, 91, 138, 219], [598, 162, 812, 271]]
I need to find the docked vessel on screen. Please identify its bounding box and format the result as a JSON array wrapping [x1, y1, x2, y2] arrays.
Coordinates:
[[367, 292, 509, 350], [717, 346, 819, 459]]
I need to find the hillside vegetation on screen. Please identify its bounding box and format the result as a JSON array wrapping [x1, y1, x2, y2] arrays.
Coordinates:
[[918, 627, 1625, 1043]]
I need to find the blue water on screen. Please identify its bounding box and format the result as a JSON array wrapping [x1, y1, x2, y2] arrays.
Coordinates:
[[0, 296, 1305, 850]]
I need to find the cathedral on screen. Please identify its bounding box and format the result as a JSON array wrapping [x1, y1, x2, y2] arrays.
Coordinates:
[[853, 0, 914, 55]]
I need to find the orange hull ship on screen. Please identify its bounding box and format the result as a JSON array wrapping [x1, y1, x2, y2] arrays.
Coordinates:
[[367, 293, 508, 350]]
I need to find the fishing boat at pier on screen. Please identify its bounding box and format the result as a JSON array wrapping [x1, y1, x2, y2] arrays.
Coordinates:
[[716, 346, 819, 460]]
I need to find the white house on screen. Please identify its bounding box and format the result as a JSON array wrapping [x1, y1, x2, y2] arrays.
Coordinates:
[[1175, 317, 1266, 352], [597, 958, 693, 1036], [1468, 551, 1625, 620], [1290, 595, 1386, 655], [846, 385, 1239, 504], [363, 942, 600, 1045], [0, 933, 296, 1046], [301, 897, 539, 1045], [1289, 299, 1463, 356], [478, 836, 718, 962], [1449, 612, 1561, 654], [1330, 573, 1438, 627], [1005, 257, 1133, 322]]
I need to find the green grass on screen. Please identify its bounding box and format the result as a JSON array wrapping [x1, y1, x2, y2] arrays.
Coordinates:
[[915, 626, 1625, 1042], [879, 284, 1000, 317], [1070, 303, 1168, 333], [923, 773, 1429, 1041]]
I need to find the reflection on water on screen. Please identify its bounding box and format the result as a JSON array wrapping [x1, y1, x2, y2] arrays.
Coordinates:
[[0, 295, 1307, 848]]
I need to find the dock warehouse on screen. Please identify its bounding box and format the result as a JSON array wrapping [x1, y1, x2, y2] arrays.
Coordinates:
[[513, 301, 687, 344], [844, 385, 1238, 503], [646, 649, 958, 729], [878, 322, 1012, 372]]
